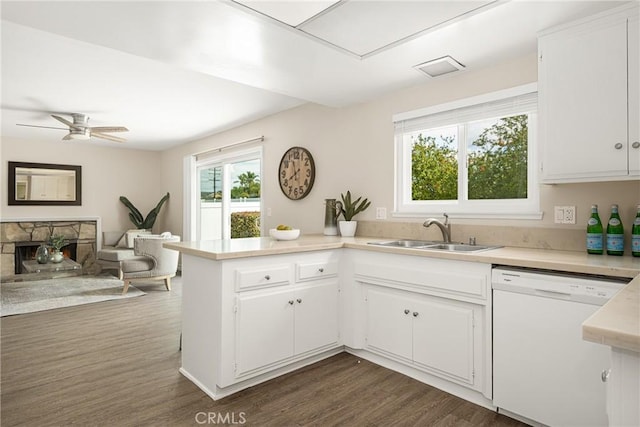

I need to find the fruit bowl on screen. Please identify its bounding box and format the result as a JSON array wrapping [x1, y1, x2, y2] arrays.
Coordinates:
[[269, 228, 300, 241]]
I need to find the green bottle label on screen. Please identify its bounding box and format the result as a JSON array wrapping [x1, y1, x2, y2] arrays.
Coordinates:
[[587, 233, 603, 251]]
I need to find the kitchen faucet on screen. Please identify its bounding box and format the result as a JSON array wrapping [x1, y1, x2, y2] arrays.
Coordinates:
[[423, 213, 451, 243]]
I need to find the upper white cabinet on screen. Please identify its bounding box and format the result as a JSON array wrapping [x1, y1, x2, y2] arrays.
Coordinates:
[[539, 4, 640, 183]]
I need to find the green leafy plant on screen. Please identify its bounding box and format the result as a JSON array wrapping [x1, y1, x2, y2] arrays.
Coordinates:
[[47, 234, 67, 251], [119, 192, 170, 230], [339, 190, 371, 221]]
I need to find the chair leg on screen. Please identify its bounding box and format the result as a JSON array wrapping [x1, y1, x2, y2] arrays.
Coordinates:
[[164, 276, 171, 291], [122, 279, 131, 295]]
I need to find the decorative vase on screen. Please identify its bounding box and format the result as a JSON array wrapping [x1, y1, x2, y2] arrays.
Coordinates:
[[339, 220, 358, 237], [49, 250, 64, 263], [35, 244, 49, 264]]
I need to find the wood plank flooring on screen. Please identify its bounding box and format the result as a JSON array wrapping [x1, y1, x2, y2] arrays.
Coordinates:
[[1, 276, 528, 427]]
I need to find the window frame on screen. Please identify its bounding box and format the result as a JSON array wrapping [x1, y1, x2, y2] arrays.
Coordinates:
[[393, 83, 542, 220]]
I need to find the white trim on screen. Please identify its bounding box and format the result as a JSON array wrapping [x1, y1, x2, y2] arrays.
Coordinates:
[[393, 83, 537, 123]]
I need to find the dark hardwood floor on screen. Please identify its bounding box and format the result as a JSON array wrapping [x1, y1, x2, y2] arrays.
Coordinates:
[[1, 275, 527, 427]]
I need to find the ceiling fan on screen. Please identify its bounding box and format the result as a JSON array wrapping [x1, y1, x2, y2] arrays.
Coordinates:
[[16, 113, 129, 143]]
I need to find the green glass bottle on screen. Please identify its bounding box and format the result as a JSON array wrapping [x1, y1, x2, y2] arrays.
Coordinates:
[[586, 204, 603, 254], [632, 204, 640, 257], [606, 204, 624, 256]]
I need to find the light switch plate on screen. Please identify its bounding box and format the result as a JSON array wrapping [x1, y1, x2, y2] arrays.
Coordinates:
[[376, 207, 387, 220]]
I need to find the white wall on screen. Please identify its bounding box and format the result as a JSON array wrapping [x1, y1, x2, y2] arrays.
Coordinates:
[[160, 52, 639, 238], [1, 136, 165, 233]]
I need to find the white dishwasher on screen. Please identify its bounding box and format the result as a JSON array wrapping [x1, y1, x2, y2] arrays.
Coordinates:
[[492, 267, 628, 427]]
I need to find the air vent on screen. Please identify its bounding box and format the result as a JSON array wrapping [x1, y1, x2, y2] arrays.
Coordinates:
[[414, 55, 465, 78]]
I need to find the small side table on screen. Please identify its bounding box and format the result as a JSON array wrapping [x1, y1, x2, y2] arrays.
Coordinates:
[[22, 259, 83, 274]]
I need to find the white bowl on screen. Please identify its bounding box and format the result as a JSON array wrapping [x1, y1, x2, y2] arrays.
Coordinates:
[[269, 228, 300, 241]]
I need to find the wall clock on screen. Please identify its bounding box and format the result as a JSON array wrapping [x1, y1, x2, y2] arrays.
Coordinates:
[[278, 146, 315, 200]]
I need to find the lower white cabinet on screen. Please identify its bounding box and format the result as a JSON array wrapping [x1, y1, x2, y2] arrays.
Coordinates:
[[346, 250, 492, 399], [235, 280, 339, 377]]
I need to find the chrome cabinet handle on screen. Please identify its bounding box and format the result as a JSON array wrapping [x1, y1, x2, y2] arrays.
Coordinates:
[[318, 267, 324, 273], [288, 300, 294, 305], [601, 369, 610, 382], [413, 312, 419, 317], [404, 309, 410, 315], [296, 298, 302, 304], [632, 141, 640, 149], [264, 275, 271, 280], [614, 143, 624, 150]]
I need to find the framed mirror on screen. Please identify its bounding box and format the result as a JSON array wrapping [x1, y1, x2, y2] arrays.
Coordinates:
[[8, 161, 82, 206]]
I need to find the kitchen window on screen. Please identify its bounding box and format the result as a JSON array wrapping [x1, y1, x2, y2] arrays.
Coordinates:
[[393, 83, 541, 219]]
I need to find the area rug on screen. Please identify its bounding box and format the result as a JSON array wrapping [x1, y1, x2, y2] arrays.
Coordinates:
[[0, 276, 144, 317]]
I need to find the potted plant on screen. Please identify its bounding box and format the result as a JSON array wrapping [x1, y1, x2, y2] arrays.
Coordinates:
[[47, 234, 67, 263], [338, 190, 371, 237]]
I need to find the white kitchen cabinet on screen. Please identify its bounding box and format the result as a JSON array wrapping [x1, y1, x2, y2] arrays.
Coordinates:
[[539, 4, 640, 183], [606, 347, 640, 426], [179, 250, 341, 400], [365, 286, 478, 386], [347, 250, 491, 400], [235, 280, 339, 377]]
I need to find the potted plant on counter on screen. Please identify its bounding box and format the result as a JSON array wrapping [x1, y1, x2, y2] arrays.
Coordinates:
[[338, 190, 371, 237], [47, 234, 67, 263]]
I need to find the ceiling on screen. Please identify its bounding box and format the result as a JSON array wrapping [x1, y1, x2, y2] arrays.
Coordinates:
[[0, 0, 628, 151]]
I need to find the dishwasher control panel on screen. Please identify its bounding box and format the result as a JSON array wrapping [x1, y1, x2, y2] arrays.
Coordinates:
[[492, 267, 628, 305]]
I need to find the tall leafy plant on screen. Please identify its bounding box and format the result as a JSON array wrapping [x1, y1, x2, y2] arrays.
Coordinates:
[[119, 192, 170, 230]]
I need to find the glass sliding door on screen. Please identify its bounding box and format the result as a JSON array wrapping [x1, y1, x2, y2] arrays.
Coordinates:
[[196, 150, 262, 241]]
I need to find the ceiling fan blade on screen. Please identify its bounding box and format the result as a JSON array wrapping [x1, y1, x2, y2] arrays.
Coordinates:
[[91, 131, 126, 143], [89, 126, 129, 133], [16, 123, 67, 130], [51, 114, 82, 130], [62, 133, 73, 140]]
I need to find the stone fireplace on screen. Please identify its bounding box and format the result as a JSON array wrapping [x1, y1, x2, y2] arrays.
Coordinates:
[[1, 218, 99, 280]]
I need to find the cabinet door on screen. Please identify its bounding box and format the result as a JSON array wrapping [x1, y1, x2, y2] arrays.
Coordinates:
[[540, 17, 628, 181], [365, 288, 413, 361], [629, 15, 640, 176], [294, 281, 339, 355], [235, 288, 294, 376], [412, 297, 476, 385]]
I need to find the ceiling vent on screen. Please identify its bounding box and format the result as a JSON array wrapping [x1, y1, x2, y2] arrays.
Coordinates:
[[414, 55, 465, 78]]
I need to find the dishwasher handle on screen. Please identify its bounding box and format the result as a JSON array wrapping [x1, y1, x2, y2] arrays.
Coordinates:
[[534, 288, 572, 298]]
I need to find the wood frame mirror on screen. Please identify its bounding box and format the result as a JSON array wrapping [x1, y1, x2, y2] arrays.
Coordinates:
[[8, 161, 82, 206]]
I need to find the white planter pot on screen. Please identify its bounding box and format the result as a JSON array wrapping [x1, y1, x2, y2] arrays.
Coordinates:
[[339, 220, 358, 237]]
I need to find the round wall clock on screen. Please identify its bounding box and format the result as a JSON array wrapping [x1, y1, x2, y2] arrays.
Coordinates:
[[278, 146, 315, 200]]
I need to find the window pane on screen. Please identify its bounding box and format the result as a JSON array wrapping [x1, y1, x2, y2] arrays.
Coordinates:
[[230, 159, 261, 238], [409, 126, 458, 201], [200, 166, 222, 202], [467, 114, 528, 200]]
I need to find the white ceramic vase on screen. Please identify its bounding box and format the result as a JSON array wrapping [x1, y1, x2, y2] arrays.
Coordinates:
[[49, 250, 64, 263], [339, 220, 358, 237]]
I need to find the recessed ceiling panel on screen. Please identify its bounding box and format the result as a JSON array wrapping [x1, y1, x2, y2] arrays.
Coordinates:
[[299, 1, 496, 56], [233, 0, 341, 26]]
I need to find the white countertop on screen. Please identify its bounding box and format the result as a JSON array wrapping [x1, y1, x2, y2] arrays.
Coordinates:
[[165, 234, 640, 353], [165, 234, 640, 279]]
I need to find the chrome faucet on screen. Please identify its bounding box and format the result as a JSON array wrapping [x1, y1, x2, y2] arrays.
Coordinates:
[[423, 213, 452, 243]]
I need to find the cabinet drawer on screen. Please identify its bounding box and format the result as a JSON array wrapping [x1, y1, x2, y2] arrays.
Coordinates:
[[235, 265, 290, 291], [296, 260, 338, 282]]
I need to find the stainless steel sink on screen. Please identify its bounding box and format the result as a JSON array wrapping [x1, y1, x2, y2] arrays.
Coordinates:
[[367, 240, 438, 248], [420, 243, 500, 252], [368, 240, 500, 252]]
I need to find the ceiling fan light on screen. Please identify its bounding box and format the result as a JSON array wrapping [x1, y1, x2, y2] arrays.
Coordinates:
[[68, 130, 90, 140]]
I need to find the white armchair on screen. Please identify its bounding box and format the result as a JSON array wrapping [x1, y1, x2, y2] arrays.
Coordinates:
[[121, 235, 180, 295]]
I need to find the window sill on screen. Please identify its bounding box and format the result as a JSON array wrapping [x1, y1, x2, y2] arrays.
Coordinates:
[[392, 211, 544, 220]]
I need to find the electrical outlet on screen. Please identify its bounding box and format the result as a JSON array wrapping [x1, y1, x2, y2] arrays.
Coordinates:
[[266, 208, 272, 217], [376, 207, 387, 220], [563, 206, 576, 224], [554, 206, 576, 224]]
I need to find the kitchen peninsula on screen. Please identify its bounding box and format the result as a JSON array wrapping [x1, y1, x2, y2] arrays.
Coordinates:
[[165, 235, 639, 410]]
